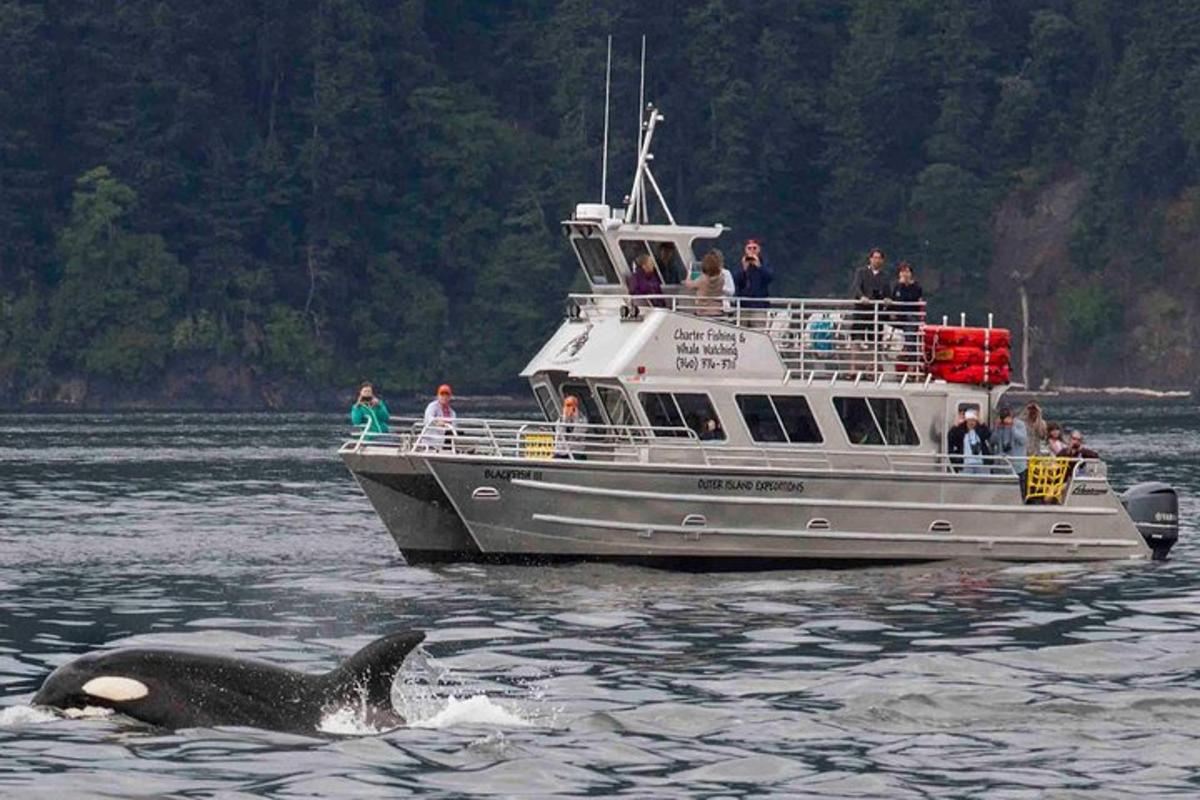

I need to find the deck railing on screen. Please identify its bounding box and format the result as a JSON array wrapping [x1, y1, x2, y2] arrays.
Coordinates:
[[567, 294, 928, 380], [342, 416, 1105, 484]]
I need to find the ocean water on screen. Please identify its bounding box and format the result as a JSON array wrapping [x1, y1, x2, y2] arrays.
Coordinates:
[[0, 403, 1198, 799]]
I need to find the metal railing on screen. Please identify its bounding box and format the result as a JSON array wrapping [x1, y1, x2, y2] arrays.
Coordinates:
[[342, 416, 425, 454], [568, 294, 928, 380], [342, 416, 1109, 486]]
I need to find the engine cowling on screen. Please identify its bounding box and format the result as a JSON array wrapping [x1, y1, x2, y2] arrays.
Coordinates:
[[1121, 482, 1179, 560]]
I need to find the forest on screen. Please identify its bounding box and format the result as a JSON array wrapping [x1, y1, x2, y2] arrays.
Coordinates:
[[2, 0, 1199, 407]]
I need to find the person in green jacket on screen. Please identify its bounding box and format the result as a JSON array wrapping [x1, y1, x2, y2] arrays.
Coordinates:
[[350, 382, 390, 434]]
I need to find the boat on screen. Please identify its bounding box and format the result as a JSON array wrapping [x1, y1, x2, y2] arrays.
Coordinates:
[[339, 102, 1180, 567]]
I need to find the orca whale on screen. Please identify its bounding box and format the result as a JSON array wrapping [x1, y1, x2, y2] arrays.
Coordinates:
[[32, 629, 425, 734]]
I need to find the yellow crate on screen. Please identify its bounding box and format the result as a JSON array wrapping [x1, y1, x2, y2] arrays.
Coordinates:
[[1026, 456, 1070, 503], [522, 432, 555, 460]]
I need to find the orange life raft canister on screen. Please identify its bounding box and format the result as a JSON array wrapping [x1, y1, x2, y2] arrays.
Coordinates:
[[923, 325, 1012, 385]]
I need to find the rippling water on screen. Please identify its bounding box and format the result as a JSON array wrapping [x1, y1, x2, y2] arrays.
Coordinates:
[[1, 403, 1198, 798]]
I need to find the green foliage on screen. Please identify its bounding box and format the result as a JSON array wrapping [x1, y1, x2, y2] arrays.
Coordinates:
[[1, 0, 1200, 400], [906, 164, 992, 316], [48, 167, 188, 382], [1060, 283, 1123, 351], [263, 305, 331, 379]]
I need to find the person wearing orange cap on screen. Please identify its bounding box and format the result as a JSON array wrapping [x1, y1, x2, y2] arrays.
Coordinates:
[[420, 384, 457, 449]]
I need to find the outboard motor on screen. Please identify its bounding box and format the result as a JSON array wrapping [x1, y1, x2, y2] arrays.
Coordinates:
[[1120, 482, 1179, 560]]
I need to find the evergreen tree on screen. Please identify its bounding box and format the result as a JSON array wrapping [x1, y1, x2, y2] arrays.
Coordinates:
[[48, 168, 188, 382]]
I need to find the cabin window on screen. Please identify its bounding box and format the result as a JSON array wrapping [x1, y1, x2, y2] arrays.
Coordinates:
[[638, 392, 724, 440], [572, 237, 619, 286], [833, 397, 884, 445], [833, 397, 919, 446], [619, 239, 687, 284], [874, 398, 919, 445], [597, 386, 636, 429], [736, 395, 823, 444], [674, 393, 723, 440], [772, 396, 823, 443], [736, 395, 786, 443], [640, 391, 685, 431], [533, 385, 557, 422], [561, 382, 602, 424]]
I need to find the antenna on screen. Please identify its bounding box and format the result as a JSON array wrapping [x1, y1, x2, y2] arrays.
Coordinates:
[[637, 34, 646, 221], [600, 35, 612, 206]]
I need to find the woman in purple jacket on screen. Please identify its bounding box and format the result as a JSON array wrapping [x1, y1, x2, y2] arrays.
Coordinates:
[[627, 254, 665, 307]]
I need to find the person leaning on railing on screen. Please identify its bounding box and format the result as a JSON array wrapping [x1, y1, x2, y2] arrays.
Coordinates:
[[848, 247, 891, 347], [419, 383, 456, 450], [683, 249, 729, 317], [627, 253, 666, 308], [350, 382, 390, 435], [889, 261, 924, 365]]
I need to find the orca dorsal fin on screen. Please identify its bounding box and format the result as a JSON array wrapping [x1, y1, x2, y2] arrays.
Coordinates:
[[324, 629, 426, 710]]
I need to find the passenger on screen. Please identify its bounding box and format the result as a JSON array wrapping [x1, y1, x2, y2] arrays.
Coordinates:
[[656, 242, 684, 284], [683, 250, 728, 317], [627, 253, 665, 307], [988, 406, 1028, 478], [1046, 422, 1067, 455], [350, 382, 390, 435], [947, 408, 991, 474], [553, 394, 588, 460], [1020, 401, 1049, 455], [849, 247, 891, 348], [733, 238, 773, 327], [1064, 430, 1099, 460], [889, 260, 924, 367], [698, 417, 723, 441], [419, 383, 456, 450]]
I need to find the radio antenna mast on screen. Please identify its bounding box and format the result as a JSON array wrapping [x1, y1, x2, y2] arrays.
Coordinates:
[[637, 34, 646, 221], [600, 35, 613, 206]]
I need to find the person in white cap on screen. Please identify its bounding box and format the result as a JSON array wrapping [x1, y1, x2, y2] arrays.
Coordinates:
[[947, 407, 992, 474]]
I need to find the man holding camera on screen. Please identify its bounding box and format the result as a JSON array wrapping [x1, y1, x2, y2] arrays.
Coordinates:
[[350, 382, 390, 434], [733, 238, 773, 327]]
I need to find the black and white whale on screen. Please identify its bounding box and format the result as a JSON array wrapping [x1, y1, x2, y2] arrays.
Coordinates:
[[31, 629, 425, 733]]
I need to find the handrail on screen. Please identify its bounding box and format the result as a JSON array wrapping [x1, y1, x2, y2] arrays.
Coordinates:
[[567, 293, 932, 382], [341, 415, 1113, 481]]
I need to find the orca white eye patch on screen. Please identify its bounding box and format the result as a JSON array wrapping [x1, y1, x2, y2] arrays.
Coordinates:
[[82, 676, 149, 702]]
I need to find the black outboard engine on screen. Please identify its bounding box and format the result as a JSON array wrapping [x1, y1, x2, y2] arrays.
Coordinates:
[[1121, 482, 1179, 560]]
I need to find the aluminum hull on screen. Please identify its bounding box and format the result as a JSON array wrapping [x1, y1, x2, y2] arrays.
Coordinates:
[[420, 456, 1151, 563], [341, 449, 478, 561]]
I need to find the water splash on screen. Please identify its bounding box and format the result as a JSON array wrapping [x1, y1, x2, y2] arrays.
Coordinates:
[[408, 694, 532, 729], [318, 706, 391, 736], [391, 647, 538, 730], [0, 704, 89, 726]]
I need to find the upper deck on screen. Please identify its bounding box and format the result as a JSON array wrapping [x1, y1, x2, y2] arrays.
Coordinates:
[[557, 293, 932, 383]]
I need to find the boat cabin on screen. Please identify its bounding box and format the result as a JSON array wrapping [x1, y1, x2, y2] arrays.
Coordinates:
[[528, 101, 1010, 467]]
